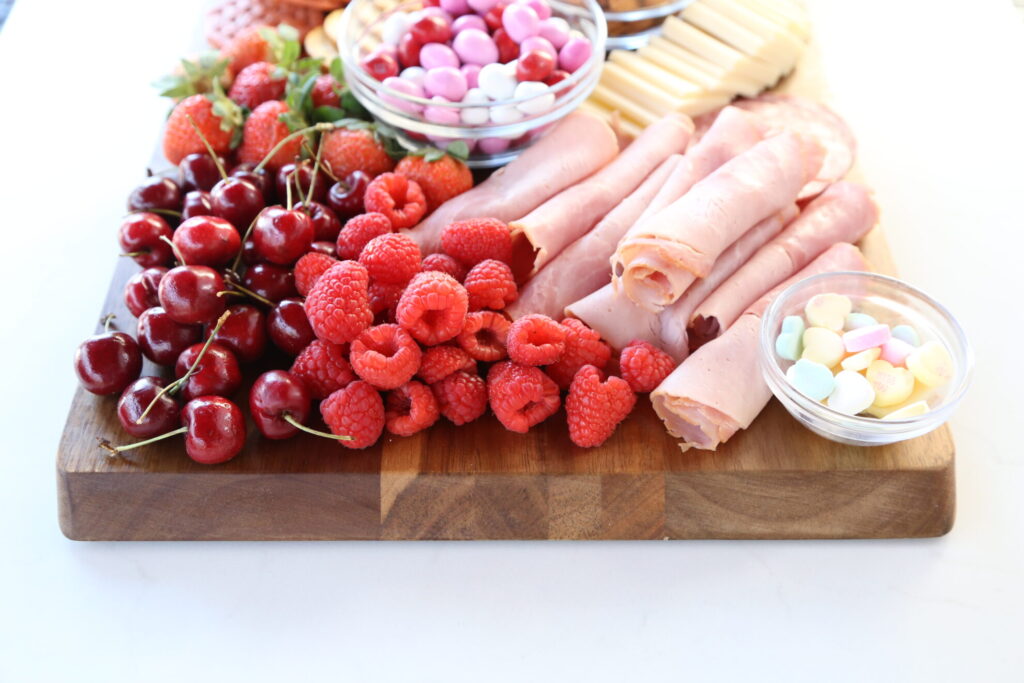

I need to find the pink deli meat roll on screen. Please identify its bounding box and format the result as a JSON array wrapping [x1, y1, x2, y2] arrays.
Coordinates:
[[405, 110, 619, 254], [611, 132, 824, 312], [650, 242, 868, 451], [509, 113, 695, 278]]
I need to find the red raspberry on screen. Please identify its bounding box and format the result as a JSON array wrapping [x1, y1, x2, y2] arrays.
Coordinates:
[[566, 365, 636, 447], [546, 318, 613, 389], [290, 339, 355, 399], [368, 280, 404, 319], [336, 212, 392, 260], [432, 370, 487, 425], [321, 380, 384, 449], [385, 380, 440, 436], [486, 361, 560, 433], [359, 233, 421, 285], [417, 345, 475, 384], [421, 253, 467, 282], [440, 217, 512, 267], [507, 314, 567, 366], [464, 259, 517, 311], [619, 339, 676, 393], [363, 173, 427, 229], [305, 261, 373, 344], [349, 323, 422, 390], [456, 311, 510, 361], [395, 271, 468, 345], [294, 251, 338, 297]]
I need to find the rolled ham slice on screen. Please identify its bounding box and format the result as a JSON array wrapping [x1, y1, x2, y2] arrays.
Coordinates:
[[405, 110, 618, 254], [509, 114, 694, 277], [687, 181, 878, 341], [564, 283, 663, 350], [611, 132, 824, 312], [506, 155, 682, 320], [650, 242, 868, 451]]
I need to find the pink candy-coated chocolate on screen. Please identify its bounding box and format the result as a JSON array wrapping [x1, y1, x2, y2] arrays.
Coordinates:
[[423, 96, 461, 125], [478, 137, 511, 154], [466, 0, 500, 13], [453, 28, 500, 65], [461, 63, 482, 88], [400, 66, 427, 86], [558, 36, 591, 73], [419, 42, 461, 70], [517, 0, 552, 21], [842, 324, 891, 353], [520, 35, 557, 60], [880, 337, 915, 367], [538, 17, 570, 49], [502, 4, 541, 43], [424, 66, 469, 101], [439, 0, 471, 16], [452, 14, 487, 34], [381, 76, 426, 114]]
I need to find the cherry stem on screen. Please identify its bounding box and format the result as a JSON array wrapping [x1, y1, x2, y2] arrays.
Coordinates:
[[229, 214, 261, 273], [285, 169, 294, 211], [99, 427, 188, 456], [185, 114, 228, 180], [254, 122, 336, 173], [306, 135, 325, 207], [120, 251, 146, 258], [282, 413, 352, 440], [160, 234, 187, 266], [320, 159, 339, 182], [226, 280, 274, 307], [134, 310, 232, 424], [101, 313, 116, 332], [216, 290, 246, 298], [148, 208, 183, 218]]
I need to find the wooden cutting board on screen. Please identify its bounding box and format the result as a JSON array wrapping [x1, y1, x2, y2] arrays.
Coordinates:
[[56, 31, 954, 541]]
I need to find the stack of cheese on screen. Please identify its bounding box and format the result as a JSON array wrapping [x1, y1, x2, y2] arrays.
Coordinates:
[[582, 0, 811, 139]]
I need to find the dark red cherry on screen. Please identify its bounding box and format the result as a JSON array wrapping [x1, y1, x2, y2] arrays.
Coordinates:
[[158, 265, 226, 325], [252, 206, 314, 265], [276, 160, 328, 205], [205, 303, 267, 363], [241, 239, 264, 265], [128, 175, 182, 213], [117, 377, 181, 438], [181, 190, 215, 220], [211, 176, 265, 230], [249, 370, 312, 439], [293, 201, 342, 242], [181, 396, 246, 465], [179, 153, 226, 192], [172, 216, 241, 268], [137, 307, 203, 365], [242, 263, 296, 302], [124, 266, 168, 317], [326, 171, 371, 220], [230, 162, 274, 202], [310, 240, 336, 256], [267, 298, 314, 355], [118, 212, 174, 268], [74, 330, 143, 395], [174, 342, 242, 401]]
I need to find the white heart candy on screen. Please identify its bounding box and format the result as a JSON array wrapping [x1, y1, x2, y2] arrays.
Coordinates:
[[826, 370, 876, 415]]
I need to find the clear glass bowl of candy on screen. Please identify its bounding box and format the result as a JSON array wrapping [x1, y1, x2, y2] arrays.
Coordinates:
[[758, 271, 973, 447], [338, 0, 607, 168]]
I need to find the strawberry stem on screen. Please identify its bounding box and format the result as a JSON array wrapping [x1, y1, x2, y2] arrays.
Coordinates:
[[185, 114, 228, 180], [282, 413, 352, 440]]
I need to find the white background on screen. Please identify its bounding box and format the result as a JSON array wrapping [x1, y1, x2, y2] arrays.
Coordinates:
[[1, 1, 1021, 680]]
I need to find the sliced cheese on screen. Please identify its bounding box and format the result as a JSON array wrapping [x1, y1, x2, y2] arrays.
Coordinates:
[[734, 0, 811, 41], [649, 36, 764, 97], [590, 84, 660, 127], [674, 91, 734, 118], [703, 0, 805, 50], [640, 42, 722, 89], [682, 2, 801, 73], [600, 63, 685, 116], [662, 16, 781, 86], [581, 99, 644, 140], [609, 50, 703, 99]]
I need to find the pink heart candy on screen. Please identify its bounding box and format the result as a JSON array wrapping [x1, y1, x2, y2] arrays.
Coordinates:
[[880, 337, 915, 367], [842, 323, 891, 353]]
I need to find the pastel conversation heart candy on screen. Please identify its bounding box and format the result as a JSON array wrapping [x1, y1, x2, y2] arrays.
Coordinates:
[[881, 400, 930, 420], [891, 324, 920, 346], [866, 359, 915, 407], [804, 293, 851, 331], [863, 384, 933, 418], [774, 315, 805, 361], [801, 327, 844, 368], [842, 323, 891, 353], [906, 340, 954, 387], [786, 359, 835, 401], [826, 370, 876, 415], [844, 312, 878, 330], [879, 337, 914, 367], [840, 347, 880, 372]]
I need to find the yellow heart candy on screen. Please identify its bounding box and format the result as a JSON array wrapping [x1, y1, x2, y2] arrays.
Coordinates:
[[882, 400, 930, 420], [863, 384, 934, 418], [841, 347, 881, 372], [866, 359, 915, 407], [906, 340, 954, 387], [801, 327, 845, 368], [804, 293, 852, 331]]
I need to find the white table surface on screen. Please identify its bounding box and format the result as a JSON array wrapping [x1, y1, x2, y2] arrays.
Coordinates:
[[1, 0, 1021, 680]]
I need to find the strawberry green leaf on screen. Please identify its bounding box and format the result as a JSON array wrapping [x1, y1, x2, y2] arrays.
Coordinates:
[[423, 147, 445, 162], [329, 57, 345, 84], [276, 23, 300, 42], [445, 140, 470, 161], [312, 105, 349, 124], [340, 89, 370, 120]]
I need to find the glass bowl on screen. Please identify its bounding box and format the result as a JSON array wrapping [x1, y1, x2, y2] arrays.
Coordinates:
[[759, 271, 973, 447], [338, 0, 607, 168], [600, 0, 689, 50]]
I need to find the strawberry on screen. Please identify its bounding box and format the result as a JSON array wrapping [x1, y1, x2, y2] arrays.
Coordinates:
[[221, 25, 273, 78], [395, 147, 473, 212], [322, 122, 395, 180], [228, 61, 287, 110], [162, 93, 242, 165], [237, 100, 302, 171]]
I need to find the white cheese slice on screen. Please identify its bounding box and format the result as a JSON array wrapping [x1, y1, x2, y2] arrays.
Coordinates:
[[580, 100, 644, 140], [675, 91, 735, 118], [609, 50, 704, 98], [662, 17, 781, 85], [703, 0, 805, 49], [682, 2, 801, 73], [590, 84, 660, 127], [600, 63, 685, 116], [648, 36, 764, 97], [734, 0, 811, 41]]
